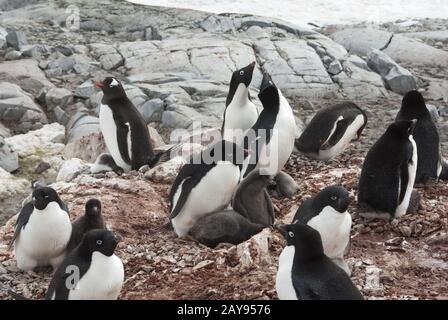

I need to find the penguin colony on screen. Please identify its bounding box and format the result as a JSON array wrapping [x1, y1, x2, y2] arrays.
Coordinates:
[[5, 59, 447, 300]]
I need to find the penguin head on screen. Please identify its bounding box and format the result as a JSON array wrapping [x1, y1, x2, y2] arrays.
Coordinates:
[[400, 90, 430, 119], [230, 61, 256, 88], [32, 187, 62, 211], [94, 77, 126, 100], [388, 119, 417, 139], [85, 199, 102, 218], [81, 229, 120, 257], [275, 222, 324, 259], [314, 185, 350, 213], [258, 73, 279, 108]]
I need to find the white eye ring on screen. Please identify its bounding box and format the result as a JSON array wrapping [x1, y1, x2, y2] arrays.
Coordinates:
[[331, 196, 337, 201], [44, 195, 49, 199], [239, 70, 244, 76], [288, 231, 294, 237], [96, 240, 102, 245]]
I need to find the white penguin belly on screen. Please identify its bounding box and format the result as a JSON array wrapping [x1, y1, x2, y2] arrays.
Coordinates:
[[318, 114, 364, 161], [68, 252, 124, 300], [276, 246, 298, 300], [307, 206, 351, 259], [15, 202, 72, 267], [223, 100, 258, 146], [395, 135, 418, 218], [171, 162, 240, 238], [99, 104, 131, 172]]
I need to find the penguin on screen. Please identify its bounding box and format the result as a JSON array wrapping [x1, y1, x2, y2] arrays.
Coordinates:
[[268, 171, 299, 198], [45, 229, 124, 300], [66, 199, 106, 253], [358, 120, 418, 219], [292, 185, 352, 275], [11, 187, 72, 271], [169, 140, 244, 238], [95, 77, 155, 172], [90, 153, 124, 174], [395, 90, 446, 183], [296, 102, 367, 161], [189, 210, 265, 248], [221, 61, 259, 146], [275, 222, 364, 300], [241, 73, 296, 178], [231, 169, 274, 226]]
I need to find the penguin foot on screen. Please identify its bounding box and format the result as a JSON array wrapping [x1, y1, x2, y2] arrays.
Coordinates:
[[439, 160, 448, 180], [407, 190, 420, 214]]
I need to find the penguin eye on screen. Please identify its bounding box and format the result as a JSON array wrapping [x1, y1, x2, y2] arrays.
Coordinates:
[[96, 240, 103, 245], [288, 231, 294, 238], [239, 70, 244, 76], [44, 195, 49, 199], [330, 196, 337, 201]]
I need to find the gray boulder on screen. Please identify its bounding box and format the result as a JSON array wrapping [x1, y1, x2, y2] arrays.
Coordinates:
[[139, 98, 164, 123], [367, 49, 417, 94], [0, 136, 18, 172], [45, 87, 73, 110], [5, 29, 28, 50], [74, 80, 96, 99], [426, 104, 439, 123], [0, 27, 7, 49], [5, 50, 22, 60]]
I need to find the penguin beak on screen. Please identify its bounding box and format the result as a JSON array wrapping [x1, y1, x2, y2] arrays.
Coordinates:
[[259, 73, 274, 93], [337, 197, 351, 213], [248, 61, 256, 70], [94, 81, 104, 88], [274, 223, 288, 238]]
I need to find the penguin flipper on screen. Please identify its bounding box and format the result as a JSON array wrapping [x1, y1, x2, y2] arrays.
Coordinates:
[[321, 118, 350, 150], [9, 202, 34, 249], [263, 189, 275, 225], [291, 273, 321, 300], [116, 123, 131, 164], [169, 176, 202, 220]]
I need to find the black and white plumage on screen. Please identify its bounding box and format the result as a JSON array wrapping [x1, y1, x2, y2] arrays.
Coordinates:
[[358, 120, 418, 219], [169, 140, 244, 238], [222, 61, 258, 146], [268, 171, 299, 198], [293, 185, 352, 275], [241, 73, 296, 178], [189, 210, 265, 248], [12, 187, 72, 271], [296, 102, 367, 161], [45, 229, 123, 300], [395, 90, 445, 183], [95, 77, 155, 172], [66, 199, 106, 253], [275, 222, 363, 300], [232, 169, 274, 226]]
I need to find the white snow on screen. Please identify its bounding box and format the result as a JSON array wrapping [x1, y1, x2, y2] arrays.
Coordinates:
[[127, 0, 448, 26]]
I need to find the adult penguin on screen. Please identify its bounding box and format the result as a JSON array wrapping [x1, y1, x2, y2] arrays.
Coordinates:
[[11, 187, 71, 271], [296, 102, 367, 161], [275, 222, 363, 300], [221, 61, 258, 146], [241, 73, 296, 178], [395, 90, 446, 183], [95, 77, 155, 172], [169, 140, 244, 238], [358, 120, 418, 219]]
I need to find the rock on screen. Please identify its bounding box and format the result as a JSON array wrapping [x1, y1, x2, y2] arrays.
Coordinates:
[[74, 80, 96, 99], [5, 50, 22, 60], [5, 29, 28, 50], [0, 167, 29, 225], [47, 55, 75, 72], [327, 60, 343, 75], [0, 123, 10, 138], [45, 87, 73, 110], [139, 98, 164, 123], [367, 49, 417, 94], [53, 106, 70, 125], [144, 26, 162, 40], [236, 228, 271, 268], [0, 136, 18, 172], [144, 156, 186, 183], [5, 123, 65, 184], [56, 158, 90, 182], [0, 27, 7, 49], [0, 82, 47, 132], [100, 53, 123, 70], [147, 126, 165, 148], [52, 45, 73, 56], [426, 104, 439, 123], [0, 59, 54, 95]]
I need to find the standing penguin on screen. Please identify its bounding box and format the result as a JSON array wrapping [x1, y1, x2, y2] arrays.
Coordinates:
[[241, 73, 296, 178], [189, 210, 265, 248], [358, 120, 418, 219], [275, 222, 363, 300], [169, 140, 244, 238], [232, 169, 274, 226], [222, 62, 259, 146], [11, 187, 72, 271], [66, 199, 106, 253], [293, 185, 352, 275], [45, 229, 124, 300], [395, 91, 446, 183], [95, 77, 155, 172], [296, 102, 367, 161]]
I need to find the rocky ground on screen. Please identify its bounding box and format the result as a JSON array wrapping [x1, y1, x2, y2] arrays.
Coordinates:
[[0, 0, 447, 300]]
